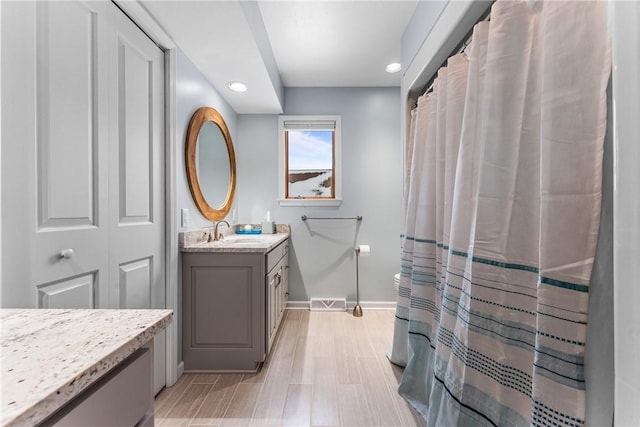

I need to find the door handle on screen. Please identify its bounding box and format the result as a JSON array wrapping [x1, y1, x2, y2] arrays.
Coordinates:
[[60, 249, 74, 259]]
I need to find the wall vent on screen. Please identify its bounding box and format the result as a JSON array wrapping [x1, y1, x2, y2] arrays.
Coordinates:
[[309, 298, 347, 311]]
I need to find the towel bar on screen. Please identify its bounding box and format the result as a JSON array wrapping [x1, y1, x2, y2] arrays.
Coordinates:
[[301, 215, 362, 221]]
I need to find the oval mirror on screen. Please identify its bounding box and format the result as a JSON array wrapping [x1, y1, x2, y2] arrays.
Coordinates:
[[185, 107, 236, 221]]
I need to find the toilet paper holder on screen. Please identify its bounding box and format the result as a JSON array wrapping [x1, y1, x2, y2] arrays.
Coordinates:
[[353, 245, 370, 317]]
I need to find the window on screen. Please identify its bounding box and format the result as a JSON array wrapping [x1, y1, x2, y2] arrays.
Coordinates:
[[278, 116, 342, 206]]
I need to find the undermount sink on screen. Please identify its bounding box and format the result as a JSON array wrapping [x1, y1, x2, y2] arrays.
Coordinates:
[[222, 238, 263, 245], [196, 235, 267, 246]]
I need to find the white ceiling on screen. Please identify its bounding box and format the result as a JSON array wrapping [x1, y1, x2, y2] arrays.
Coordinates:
[[140, 0, 418, 114]]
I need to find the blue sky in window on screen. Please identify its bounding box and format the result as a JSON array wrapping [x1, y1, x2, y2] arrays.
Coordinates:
[[288, 130, 332, 170]]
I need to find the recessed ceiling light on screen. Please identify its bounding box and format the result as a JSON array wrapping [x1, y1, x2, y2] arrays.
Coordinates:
[[228, 81, 248, 92], [385, 62, 402, 73]]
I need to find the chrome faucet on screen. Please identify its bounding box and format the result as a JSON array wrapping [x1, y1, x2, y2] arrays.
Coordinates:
[[213, 220, 230, 241]]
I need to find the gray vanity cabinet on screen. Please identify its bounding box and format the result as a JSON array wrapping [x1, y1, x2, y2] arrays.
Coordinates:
[[182, 239, 289, 371]]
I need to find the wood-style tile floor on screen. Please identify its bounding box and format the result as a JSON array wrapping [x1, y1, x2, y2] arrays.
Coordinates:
[[154, 310, 426, 427]]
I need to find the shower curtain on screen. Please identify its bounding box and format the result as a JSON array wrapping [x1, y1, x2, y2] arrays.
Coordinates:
[[390, 1, 611, 426]]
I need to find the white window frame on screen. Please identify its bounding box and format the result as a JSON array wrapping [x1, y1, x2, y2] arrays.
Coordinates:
[[278, 115, 342, 206]]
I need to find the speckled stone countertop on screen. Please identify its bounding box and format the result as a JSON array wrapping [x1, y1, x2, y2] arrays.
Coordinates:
[[0, 308, 173, 426], [180, 224, 290, 253]]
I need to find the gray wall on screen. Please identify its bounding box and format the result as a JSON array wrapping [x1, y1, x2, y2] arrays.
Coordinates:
[[175, 49, 238, 361], [401, 1, 492, 104], [176, 49, 238, 231], [236, 87, 402, 304], [584, 80, 614, 427], [400, 0, 448, 76]]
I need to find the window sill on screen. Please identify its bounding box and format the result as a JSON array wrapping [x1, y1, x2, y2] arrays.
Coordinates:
[[278, 198, 342, 207]]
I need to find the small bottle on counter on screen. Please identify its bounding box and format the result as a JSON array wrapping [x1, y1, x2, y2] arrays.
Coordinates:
[[262, 210, 275, 234]]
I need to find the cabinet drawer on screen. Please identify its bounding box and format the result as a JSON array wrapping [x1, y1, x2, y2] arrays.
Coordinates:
[[42, 348, 152, 426], [267, 239, 289, 273]]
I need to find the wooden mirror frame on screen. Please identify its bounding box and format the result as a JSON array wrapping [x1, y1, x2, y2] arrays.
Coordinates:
[[185, 107, 236, 221]]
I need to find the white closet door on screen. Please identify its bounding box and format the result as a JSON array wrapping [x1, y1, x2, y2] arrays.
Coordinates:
[[1, 0, 167, 393], [107, 4, 166, 394], [28, 1, 111, 310]]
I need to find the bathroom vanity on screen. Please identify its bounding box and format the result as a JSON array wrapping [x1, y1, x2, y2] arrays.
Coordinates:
[[180, 227, 289, 371], [0, 308, 173, 427]]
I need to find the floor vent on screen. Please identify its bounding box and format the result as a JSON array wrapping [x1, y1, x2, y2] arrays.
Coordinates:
[[309, 298, 347, 311]]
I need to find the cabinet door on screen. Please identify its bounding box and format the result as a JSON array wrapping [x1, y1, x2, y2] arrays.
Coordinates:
[[283, 260, 289, 310], [276, 265, 284, 325], [281, 242, 289, 316], [182, 252, 265, 371], [266, 267, 278, 353], [267, 257, 288, 353], [281, 255, 289, 318]]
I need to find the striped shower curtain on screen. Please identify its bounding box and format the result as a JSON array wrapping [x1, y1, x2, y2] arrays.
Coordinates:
[[389, 1, 611, 426]]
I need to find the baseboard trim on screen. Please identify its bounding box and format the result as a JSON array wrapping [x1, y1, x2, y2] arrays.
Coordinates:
[[177, 361, 184, 380], [286, 301, 310, 309], [287, 300, 396, 311], [347, 301, 397, 310]]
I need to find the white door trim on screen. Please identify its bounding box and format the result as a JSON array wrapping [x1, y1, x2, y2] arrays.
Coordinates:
[[113, 0, 179, 387], [112, 1, 176, 50], [0, 4, 4, 307], [163, 48, 179, 387], [0, 1, 4, 308]]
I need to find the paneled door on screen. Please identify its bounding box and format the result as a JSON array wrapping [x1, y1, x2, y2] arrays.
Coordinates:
[[107, 3, 166, 394], [1, 0, 166, 393], [22, 0, 113, 309]]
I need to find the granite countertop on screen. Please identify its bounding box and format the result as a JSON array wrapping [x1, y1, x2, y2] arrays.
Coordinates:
[[180, 224, 290, 254], [0, 308, 173, 426], [181, 232, 289, 253]]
